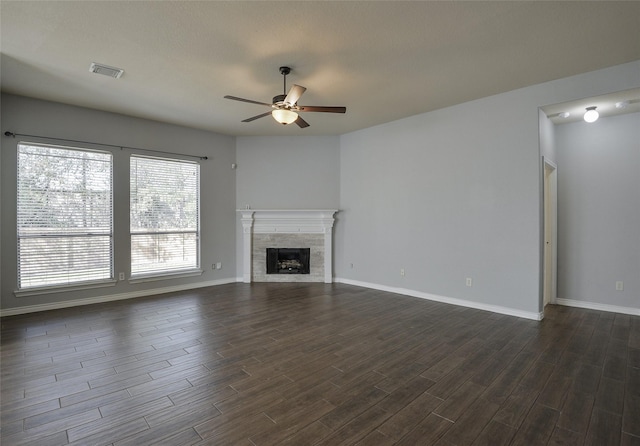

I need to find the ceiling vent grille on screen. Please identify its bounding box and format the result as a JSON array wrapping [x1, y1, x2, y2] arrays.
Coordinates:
[[89, 62, 124, 79]]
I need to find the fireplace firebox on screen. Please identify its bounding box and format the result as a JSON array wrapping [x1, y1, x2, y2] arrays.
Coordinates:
[[266, 248, 310, 274]]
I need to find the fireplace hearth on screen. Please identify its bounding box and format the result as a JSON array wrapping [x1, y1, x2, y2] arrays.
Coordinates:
[[267, 248, 310, 274]]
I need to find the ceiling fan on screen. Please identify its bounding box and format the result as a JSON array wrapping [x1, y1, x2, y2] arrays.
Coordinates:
[[224, 66, 346, 128]]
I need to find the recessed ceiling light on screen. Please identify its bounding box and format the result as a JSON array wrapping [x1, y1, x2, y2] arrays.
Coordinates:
[[89, 62, 124, 79]]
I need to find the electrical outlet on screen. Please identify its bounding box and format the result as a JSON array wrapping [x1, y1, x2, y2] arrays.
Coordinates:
[[118, 272, 125, 281], [616, 281, 624, 291], [216, 262, 222, 270], [400, 268, 405, 277], [466, 277, 473, 287]]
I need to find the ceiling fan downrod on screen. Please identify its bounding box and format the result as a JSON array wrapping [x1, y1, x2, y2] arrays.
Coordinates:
[[272, 66, 293, 106], [280, 66, 291, 95]]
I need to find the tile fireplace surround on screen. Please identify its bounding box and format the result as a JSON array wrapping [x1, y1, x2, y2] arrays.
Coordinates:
[[238, 210, 338, 283]]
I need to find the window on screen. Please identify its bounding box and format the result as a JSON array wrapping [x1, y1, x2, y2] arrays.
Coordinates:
[[17, 143, 113, 289], [130, 156, 200, 277]]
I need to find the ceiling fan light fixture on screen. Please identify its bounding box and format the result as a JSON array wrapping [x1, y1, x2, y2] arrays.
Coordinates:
[[272, 108, 298, 125], [583, 106, 599, 123]]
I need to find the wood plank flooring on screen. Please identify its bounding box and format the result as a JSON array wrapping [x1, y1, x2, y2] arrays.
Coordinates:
[[1, 282, 639, 445]]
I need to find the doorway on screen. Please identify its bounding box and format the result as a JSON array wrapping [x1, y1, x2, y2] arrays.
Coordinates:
[[543, 158, 557, 308]]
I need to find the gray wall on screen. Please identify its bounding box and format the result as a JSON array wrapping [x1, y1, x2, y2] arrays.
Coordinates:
[[2, 60, 639, 316], [1, 94, 237, 311], [234, 135, 340, 275], [335, 61, 640, 317], [337, 94, 542, 316], [556, 112, 640, 309], [235, 136, 340, 210]]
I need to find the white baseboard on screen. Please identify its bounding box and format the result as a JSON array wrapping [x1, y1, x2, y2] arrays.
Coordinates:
[[0, 278, 238, 317], [555, 298, 640, 316], [335, 278, 544, 321], [16, 278, 632, 320]]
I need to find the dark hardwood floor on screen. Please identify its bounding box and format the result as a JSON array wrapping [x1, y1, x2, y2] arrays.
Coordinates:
[[1, 283, 639, 445]]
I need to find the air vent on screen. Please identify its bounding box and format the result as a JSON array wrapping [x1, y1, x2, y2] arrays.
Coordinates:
[[89, 62, 124, 79]]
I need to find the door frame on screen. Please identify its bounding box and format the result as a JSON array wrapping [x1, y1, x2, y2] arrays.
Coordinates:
[[542, 157, 558, 308]]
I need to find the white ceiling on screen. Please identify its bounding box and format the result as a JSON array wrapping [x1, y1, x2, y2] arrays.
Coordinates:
[[1, 1, 639, 136]]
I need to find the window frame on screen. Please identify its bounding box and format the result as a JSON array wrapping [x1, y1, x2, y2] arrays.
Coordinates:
[[129, 154, 202, 281], [15, 142, 115, 296]]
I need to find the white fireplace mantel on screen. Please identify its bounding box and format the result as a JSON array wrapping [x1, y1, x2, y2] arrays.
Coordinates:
[[238, 209, 338, 283]]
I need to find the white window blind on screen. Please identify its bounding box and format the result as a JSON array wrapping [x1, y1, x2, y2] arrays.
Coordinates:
[[130, 156, 200, 276], [17, 143, 113, 289]]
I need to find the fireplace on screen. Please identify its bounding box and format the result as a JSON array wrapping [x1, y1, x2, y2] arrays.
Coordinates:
[[238, 209, 338, 283], [266, 248, 310, 274]]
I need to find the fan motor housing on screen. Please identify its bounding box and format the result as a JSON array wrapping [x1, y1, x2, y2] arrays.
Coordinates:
[[272, 94, 287, 106]]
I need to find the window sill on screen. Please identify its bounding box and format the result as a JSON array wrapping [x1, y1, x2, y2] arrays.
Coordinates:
[[129, 269, 203, 284], [15, 279, 117, 298]]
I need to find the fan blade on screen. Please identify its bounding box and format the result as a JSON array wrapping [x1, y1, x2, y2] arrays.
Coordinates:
[[284, 85, 306, 106], [295, 116, 310, 128], [297, 105, 346, 113], [242, 111, 272, 123], [224, 95, 272, 107]]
